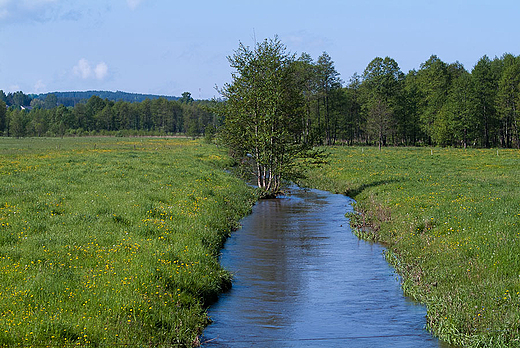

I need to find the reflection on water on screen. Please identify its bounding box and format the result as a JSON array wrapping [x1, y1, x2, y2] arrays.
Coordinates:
[[203, 188, 449, 347]]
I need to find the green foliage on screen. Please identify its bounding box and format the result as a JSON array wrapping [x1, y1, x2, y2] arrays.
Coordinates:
[[438, 69, 474, 147], [360, 56, 404, 149], [34, 90, 180, 107], [220, 37, 324, 197], [0, 100, 5, 134], [292, 51, 343, 145], [414, 55, 451, 143], [8, 109, 26, 138], [0, 137, 255, 347], [4, 51, 520, 148], [496, 54, 520, 148], [302, 146, 520, 347], [472, 55, 499, 148], [2, 94, 216, 138]]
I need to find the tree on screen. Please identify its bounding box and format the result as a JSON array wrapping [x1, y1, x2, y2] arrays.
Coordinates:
[[219, 37, 322, 197], [400, 70, 424, 145], [442, 68, 475, 147], [113, 101, 132, 130], [316, 52, 342, 145], [472, 55, 499, 148], [9, 109, 25, 138], [341, 73, 363, 144], [73, 103, 88, 131], [9, 91, 31, 107], [86, 96, 105, 131], [27, 108, 49, 137], [293, 53, 317, 144], [182, 103, 201, 138], [96, 104, 115, 131], [365, 97, 392, 151], [50, 105, 72, 137], [0, 90, 7, 103], [179, 92, 194, 104], [139, 99, 153, 131], [429, 62, 469, 146], [44, 94, 58, 109], [0, 100, 6, 134], [361, 56, 403, 149], [496, 54, 520, 148], [415, 55, 450, 144]]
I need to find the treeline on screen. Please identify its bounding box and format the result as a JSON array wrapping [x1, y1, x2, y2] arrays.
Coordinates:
[[2, 51, 520, 148], [0, 92, 217, 138], [0, 90, 179, 108], [33, 91, 180, 107], [294, 52, 520, 148]]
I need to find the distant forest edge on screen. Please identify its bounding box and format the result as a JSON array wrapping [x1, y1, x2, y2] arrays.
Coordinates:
[[2, 51, 520, 148], [40, 90, 180, 106], [0, 90, 209, 138], [14, 90, 180, 107]]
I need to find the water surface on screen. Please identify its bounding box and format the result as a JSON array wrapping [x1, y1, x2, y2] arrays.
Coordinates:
[[203, 188, 448, 347]]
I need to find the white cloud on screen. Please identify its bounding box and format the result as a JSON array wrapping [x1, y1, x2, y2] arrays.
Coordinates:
[[34, 79, 46, 93], [127, 0, 144, 10], [73, 58, 92, 79], [73, 58, 109, 81], [94, 62, 108, 80]]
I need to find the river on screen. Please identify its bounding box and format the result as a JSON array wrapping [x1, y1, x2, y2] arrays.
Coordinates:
[[202, 187, 449, 347]]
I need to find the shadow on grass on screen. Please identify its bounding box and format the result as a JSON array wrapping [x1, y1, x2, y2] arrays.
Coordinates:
[[345, 178, 404, 198]]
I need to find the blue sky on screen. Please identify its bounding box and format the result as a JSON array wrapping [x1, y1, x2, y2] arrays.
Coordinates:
[[0, 0, 518, 99]]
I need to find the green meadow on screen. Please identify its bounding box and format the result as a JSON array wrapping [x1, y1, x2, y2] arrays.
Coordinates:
[[302, 146, 520, 347], [0, 137, 255, 347]]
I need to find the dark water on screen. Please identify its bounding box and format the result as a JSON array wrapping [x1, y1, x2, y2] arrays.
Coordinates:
[[202, 188, 448, 347]]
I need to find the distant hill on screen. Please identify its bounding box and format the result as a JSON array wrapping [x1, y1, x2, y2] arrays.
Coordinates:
[[34, 90, 180, 107]]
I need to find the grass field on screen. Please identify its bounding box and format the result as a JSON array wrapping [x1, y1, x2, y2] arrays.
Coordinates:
[[302, 146, 520, 347], [0, 137, 255, 347]]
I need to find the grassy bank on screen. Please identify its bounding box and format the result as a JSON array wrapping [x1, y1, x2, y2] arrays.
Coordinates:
[[302, 146, 520, 347], [0, 137, 255, 347]]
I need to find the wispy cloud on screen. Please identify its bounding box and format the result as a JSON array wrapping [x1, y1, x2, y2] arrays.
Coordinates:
[[0, 0, 85, 24], [127, 0, 145, 10], [0, 0, 57, 21], [73, 59, 109, 81], [23, 0, 59, 10], [34, 79, 47, 93]]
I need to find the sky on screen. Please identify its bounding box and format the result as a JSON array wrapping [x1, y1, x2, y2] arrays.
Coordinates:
[[1, 0, 519, 100]]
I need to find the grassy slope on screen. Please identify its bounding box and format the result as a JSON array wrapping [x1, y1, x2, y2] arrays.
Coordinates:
[[302, 146, 520, 347], [0, 137, 255, 347]]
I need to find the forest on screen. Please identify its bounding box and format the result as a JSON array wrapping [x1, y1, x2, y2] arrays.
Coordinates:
[[1, 51, 520, 149], [33, 90, 180, 107], [0, 91, 213, 138]]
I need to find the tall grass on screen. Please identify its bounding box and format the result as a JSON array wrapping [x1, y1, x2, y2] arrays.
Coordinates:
[[302, 146, 520, 347], [0, 137, 255, 347]]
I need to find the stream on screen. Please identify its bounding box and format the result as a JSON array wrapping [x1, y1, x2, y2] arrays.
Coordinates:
[[202, 187, 449, 347]]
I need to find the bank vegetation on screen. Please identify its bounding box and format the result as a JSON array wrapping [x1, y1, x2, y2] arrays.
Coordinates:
[[302, 146, 520, 347]]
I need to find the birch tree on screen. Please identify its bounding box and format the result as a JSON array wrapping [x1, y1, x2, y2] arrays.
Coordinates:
[[219, 37, 322, 197]]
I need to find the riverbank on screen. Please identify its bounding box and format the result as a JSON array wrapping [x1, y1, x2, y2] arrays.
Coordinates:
[[203, 187, 444, 347], [0, 137, 255, 347], [301, 146, 520, 347]]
